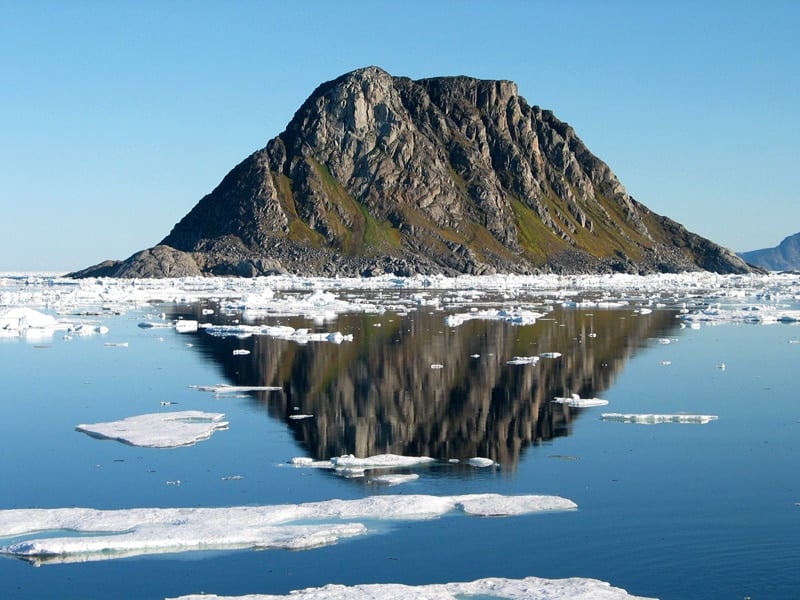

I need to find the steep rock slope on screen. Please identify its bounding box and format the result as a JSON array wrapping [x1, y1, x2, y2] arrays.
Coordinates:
[[72, 66, 752, 278]]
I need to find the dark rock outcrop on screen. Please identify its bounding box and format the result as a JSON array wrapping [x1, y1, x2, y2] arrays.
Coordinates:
[[71, 66, 753, 278], [739, 232, 800, 271]]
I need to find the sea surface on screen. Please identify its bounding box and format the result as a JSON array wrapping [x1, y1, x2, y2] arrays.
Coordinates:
[[1, 275, 799, 599]]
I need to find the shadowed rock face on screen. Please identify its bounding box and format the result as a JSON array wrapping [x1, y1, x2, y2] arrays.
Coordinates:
[[72, 66, 752, 278], [177, 304, 680, 469]]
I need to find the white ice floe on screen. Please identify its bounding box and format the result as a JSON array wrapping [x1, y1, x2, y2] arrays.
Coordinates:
[[445, 308, 544, 328], [190, 384, 282, 394], [232, 348, 251, 355], [0, 307, 99, 339], [507, 355, 539, 365], [553, 394, 609, 408], [288, 454, 437, 478], [167, 576, 654, 600], [601, 413, 718, 425], [369, 474, 419, 486], [75, 411, 228, 448], [174, 319, 198, 333], [201, 323, 353, 344], [540, 351, 562, 358], [468, 457, 495, 468], [288, 414, 314, 420], [331, 454, 436, 469], [0, 493, 577, 565]]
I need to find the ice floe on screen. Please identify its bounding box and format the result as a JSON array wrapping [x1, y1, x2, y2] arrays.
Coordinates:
[[445, 308, 544, 327], [75, 411, 229, 448], [190, 384, 282, 394], [553, 394, 609, 408], [201, 323, 352, 344], [287, 453, 437, 478], [369, 473, 419, 486], [166, 576, 655, 599], [507, 355, 540, 365], [0, 493, 577, 565], [601, 413, 718, 424], [468, 457, 495, 468]]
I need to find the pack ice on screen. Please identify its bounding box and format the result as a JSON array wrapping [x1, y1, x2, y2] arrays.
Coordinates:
[[0, 494, 577, 565]]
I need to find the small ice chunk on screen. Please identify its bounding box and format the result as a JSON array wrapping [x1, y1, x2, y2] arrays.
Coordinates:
[[370, 474, 419, 486], [175, 320, 198, 333], [540, 351, 562, 358], [288, 414, 313, 420], [468, 457, 495, 468], [232, 349, 251, 355], [506, 355, 539, 365], [430, 363, 444, 369], [601, 413, 718, 425], [76, 411, 228, 448], [553, 394, 609, 408], [190, 384, 282, 393], [331, 454, 436, 469]]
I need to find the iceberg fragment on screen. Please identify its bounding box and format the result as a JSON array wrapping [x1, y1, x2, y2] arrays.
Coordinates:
[[75, 411, 228, 448], [601, 413, 718, 424], [166, 576, 655, 599], [0, 494, 577, 565], [553, 394, 609, 408]]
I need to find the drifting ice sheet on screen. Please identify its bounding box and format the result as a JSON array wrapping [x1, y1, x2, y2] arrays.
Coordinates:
[[0, 494, 577, 565], [168, 576, 655, 599], [75, 411, 228, 448], [601, 413, 718, 424]]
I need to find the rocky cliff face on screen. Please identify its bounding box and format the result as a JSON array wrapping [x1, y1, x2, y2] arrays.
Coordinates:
[[71, 66, 753, 278], [739, 232, 800, 271]]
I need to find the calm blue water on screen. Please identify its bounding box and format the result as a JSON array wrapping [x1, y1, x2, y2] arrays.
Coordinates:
[[1, 297, 799, 599]]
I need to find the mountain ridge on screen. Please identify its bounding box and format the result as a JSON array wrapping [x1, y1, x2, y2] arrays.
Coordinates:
[[739, 232, 800, 271], [70, 66, 754, 278]]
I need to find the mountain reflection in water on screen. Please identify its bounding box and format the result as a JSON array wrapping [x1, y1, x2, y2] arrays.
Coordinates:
[[180, 306, 678, 468]]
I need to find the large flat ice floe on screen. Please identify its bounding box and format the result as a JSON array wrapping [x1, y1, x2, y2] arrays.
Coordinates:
[[75, 411, 229, 448], [168, 576, 656, 599], [601, 413, 718, 425], [0, 494, 577, 565], [289, 453, 437, 478]]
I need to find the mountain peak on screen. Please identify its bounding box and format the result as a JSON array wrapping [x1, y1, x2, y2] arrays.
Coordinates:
[[70, 67, 754, 278]]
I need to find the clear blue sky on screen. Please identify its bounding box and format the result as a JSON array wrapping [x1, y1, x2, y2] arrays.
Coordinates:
[[2, 0, 798, 272]]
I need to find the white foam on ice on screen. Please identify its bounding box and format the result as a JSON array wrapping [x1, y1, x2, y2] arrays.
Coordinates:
[[601, 413, 718, 424], [0, 493, 577, 565], [75, 411, 229, 448], [166, 576, 655, 600]]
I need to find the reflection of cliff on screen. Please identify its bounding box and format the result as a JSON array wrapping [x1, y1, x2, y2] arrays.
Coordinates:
[[182, 306, 678, 468]]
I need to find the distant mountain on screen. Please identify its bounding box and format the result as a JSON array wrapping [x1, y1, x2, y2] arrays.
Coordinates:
[[739, 232, 800, 271], [70, 66, 753, 278]]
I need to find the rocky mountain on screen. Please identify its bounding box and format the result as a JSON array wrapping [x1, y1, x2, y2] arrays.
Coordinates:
[[71, 66, 753, 278], [739, 232, 800, 271]]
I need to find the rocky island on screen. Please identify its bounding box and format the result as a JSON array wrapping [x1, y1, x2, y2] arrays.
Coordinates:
[[71, 66, 753, 278]]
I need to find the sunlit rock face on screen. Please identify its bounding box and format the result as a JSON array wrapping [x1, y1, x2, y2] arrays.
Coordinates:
[[72, 66, 752, 278], [179, 305, 679, 468]]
